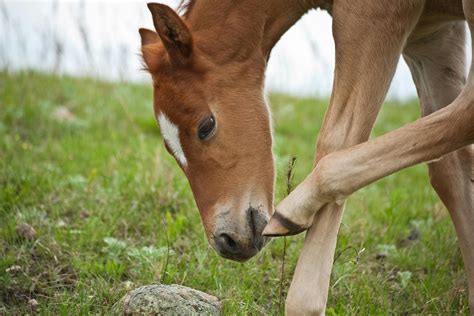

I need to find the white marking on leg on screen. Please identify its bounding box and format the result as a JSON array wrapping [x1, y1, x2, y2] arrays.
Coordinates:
[[157, 113, 187, 167]]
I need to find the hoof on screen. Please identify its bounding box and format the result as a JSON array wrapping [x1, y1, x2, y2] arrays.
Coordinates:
[[262, 212, 307, 237]]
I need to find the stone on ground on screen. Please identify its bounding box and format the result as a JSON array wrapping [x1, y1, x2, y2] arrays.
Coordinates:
[[122, 284, 221, 315]]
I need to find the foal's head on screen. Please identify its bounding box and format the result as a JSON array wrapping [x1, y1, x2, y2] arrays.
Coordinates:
[[140, 3, 274, 261]]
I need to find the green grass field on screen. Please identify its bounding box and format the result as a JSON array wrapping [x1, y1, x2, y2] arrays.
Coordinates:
[[0, 71, 469, 314]]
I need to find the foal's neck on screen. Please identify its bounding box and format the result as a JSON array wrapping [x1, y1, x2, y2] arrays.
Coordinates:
[[185, 0, 330, 62]]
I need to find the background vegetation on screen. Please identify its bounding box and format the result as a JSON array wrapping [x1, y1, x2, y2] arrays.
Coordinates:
[[0, 71, 469, 314]]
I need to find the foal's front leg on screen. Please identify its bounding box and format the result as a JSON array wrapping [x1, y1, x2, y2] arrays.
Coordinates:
[[278, 2, 424, 314]]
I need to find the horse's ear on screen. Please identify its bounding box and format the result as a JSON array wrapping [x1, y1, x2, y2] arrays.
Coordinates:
[[139, 28, 160, 72], [147, 2, 193, 66], [139, 28, 159, 46]]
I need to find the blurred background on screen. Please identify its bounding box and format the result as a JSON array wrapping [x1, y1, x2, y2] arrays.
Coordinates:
[[0, 0, 436, 100]]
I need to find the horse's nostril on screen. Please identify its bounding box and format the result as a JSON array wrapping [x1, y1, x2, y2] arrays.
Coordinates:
[[213, 209, 269, 261], [220, 233, 237, 251], [213, 228, 265, 261]]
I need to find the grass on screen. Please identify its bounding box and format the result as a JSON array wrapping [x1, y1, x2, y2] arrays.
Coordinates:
[[0, 70, 469, 314]]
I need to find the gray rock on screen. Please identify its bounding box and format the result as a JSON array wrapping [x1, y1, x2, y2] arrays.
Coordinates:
[[121, 284, 221, 315]]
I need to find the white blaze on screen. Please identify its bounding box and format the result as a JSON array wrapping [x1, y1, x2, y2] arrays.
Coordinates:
[[157, 113, 187, 167]]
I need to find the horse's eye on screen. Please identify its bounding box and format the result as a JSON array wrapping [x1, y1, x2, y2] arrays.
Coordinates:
[[197, 114, 216, 140]]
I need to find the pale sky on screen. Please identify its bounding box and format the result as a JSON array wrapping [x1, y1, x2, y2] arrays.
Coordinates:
[[1, 0, 469, 101]]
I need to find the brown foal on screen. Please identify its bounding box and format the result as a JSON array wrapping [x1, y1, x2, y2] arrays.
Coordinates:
[[139, 1, 473, 314]]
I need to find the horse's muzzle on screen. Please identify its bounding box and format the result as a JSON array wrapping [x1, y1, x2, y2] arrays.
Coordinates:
[[213, 207, 269, 262]]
